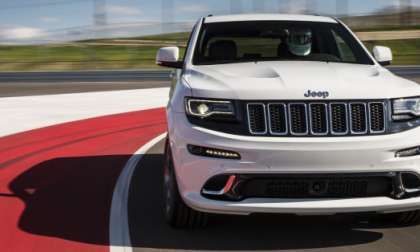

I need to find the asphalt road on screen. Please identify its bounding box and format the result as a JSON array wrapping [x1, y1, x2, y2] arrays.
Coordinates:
[[128, 140, 420, 252], [0, 67, 418, 83], [1, 69, 419, 251], [0, 67, 418, 97], [0, 70, 171, 82]]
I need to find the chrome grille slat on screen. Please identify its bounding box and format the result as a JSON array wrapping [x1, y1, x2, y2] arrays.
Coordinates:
[[330, 103, 349, 135], [350, 102, 368, 134], [310, 103, 328, 135], [288, 103, 309, 135], [369, 102, 386, 133], [268, 103, 288, 135], [246, 101, 386, 136], [247, 103, 267, 135]]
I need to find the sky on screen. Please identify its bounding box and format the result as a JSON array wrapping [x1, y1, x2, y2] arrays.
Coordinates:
[[0, 0, 419, 43]]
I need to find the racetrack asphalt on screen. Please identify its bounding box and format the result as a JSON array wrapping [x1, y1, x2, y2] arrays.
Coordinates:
[[0, 108, 167, 252], [0, 67, 418, 97], [129, 140, 420, 252], [1, 69, 420, 252]]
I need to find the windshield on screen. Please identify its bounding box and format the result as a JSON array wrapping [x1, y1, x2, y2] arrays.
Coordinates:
[[193, 21, 374, 65]]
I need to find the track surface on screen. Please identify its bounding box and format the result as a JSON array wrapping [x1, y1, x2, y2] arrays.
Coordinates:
[[0, 70, 171, 83], [0, 67, 418, 83], [0, 70, 419, 252], [0, 108, 166, 252], [0, 67, 418, 98], [129, 140, 420, 252]]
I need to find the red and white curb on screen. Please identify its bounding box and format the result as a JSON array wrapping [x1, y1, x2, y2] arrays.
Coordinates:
[[0, 85, 169, 251], [110, 133, 167, 252]]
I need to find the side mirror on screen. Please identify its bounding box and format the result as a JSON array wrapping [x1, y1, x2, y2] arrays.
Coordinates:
[[156, 47, 183, 68], [373, 46, 392, 66]]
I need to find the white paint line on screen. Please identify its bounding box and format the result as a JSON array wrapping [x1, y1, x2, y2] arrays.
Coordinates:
[[109, 133, 167, 252], [0, 88, 169, 137]]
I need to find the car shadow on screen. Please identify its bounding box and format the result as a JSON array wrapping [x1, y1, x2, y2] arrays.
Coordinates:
[[128, 153, 399, 251], [5, 152, 415, 249], [8, 155, 132, 245]]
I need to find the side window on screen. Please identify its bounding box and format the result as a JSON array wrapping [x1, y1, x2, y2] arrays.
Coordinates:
[[332, 30, 356, 63]]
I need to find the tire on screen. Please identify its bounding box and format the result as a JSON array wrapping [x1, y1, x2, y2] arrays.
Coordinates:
[[390, 210, 420, 225], [163, 139, 208, 228]]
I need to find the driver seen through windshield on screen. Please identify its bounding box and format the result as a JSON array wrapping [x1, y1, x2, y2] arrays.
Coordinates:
[[193, 21, 374, 65]]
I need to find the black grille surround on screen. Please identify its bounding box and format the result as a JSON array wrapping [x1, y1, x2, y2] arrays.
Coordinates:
[[185, 98, 419, 137], [247, 100, 388, 137], [201, 173, 400, 201], [201, 172, 420, 201]]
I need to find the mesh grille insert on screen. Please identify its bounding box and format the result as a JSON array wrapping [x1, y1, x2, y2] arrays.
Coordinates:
[[246, 101, 386, 136], [289, 104, 308, 135], [247, 104, 266, 134], [310, 104, 328, 134], [330, 103, 348, 134], [350, 103, 368, 133], [369, 103, 386, 132], [268, 104, 287, 134]]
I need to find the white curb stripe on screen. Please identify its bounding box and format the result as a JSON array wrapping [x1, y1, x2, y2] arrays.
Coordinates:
[[109, 133, 167, 252], [0, 88, 169, 137]]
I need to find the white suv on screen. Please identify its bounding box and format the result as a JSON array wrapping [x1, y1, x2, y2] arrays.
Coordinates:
[[156, 14, 420, 228]]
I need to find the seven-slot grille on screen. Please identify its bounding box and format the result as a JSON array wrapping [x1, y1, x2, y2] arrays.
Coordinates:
[[247, 101, 386, 136]]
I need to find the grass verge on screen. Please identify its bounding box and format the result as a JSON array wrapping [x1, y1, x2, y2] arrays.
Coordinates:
[[0, 32, 418, 71]]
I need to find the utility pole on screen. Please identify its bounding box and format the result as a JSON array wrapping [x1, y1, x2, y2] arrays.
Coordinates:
[[94, 0, 107, 29], [162, 0, 174, 33], [93, 0, 107, 68]]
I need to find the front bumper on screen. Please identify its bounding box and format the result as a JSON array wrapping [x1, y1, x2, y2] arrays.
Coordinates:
[[184, 193, 420, 215], [168, 111, 420, 215]]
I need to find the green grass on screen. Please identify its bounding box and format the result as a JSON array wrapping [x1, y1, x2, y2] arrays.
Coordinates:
[[0, 32, 419, 71], [0, 44, 186, 71]]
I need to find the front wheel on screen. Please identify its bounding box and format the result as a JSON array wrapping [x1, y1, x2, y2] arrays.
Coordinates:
[[163, 139, 208, 228]]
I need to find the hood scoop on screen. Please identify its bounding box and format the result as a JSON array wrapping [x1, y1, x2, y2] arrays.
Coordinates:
[[214, 63, 280, 79]]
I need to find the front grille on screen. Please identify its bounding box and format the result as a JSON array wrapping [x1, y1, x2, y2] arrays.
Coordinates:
[[268, 104, 287, 135], [289, 104, 308, 135], [369, 102, 386, 133], [350, 103, 368, 134], [247, 101, 387, 136], [241, 175, 392, 199], [202, 172, 420, 201], [247, 103, 267, 134], [310, 103, 328, 135]]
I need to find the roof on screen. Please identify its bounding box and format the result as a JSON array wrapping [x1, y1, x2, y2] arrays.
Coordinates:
[[204, 14, 337, 24]]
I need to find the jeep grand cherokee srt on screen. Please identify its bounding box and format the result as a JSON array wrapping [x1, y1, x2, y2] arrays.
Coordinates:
[[156, 14, 420, 228]]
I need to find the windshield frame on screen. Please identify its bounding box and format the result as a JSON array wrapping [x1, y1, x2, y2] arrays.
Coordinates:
[[192, 20, 375, 66]]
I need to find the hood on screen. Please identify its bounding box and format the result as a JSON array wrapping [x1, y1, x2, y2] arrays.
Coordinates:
[[183, 61, 420, 100]]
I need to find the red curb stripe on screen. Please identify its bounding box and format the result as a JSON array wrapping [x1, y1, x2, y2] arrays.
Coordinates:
[[0, 108, 166, 252]]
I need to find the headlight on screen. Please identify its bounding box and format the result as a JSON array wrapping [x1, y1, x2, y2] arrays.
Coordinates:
[[185, 98, 235, 119], [393, 97, 420, 121]]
